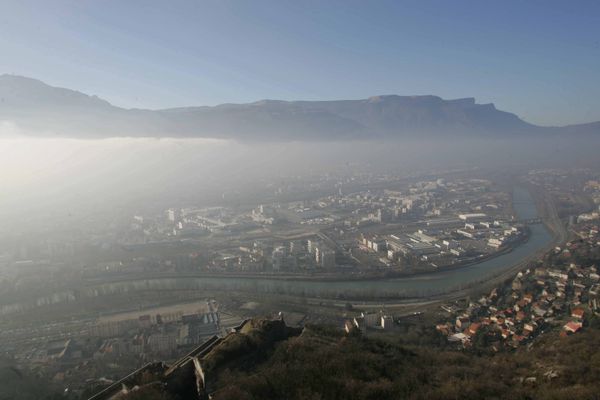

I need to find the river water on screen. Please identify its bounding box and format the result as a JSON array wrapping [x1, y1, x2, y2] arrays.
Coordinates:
[[0, 187, 553, 314], [92, 187, 550, 298]]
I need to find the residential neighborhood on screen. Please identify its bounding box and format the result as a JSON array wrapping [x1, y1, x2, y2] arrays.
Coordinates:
[[437, 218, 600, 350]]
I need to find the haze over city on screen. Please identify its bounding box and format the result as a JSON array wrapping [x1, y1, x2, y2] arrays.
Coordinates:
[[1, 1, 600, 400]]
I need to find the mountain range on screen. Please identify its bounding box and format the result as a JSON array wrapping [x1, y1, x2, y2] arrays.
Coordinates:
[[1, 74, 598, 141]]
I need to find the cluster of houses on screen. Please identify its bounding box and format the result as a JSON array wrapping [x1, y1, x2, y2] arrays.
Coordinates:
[[437, 224, 600, 349]]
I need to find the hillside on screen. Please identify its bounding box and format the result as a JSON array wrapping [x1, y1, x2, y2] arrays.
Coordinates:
[[1, 75, 599, 141], [208, 324, 600, 400], [91, 320, 600, 400], [4, 317, 598, 399]]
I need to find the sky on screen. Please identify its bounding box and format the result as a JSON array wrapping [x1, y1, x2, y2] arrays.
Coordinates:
[[0, 0, 599, 126]]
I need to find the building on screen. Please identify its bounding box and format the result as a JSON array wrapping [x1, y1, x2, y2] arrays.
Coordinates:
[[571, 308, 585, 320], [459, 213, 487, 222], [167, 208, 179, 223], [564, 321, 583, 334], [271, 246, 287, 271], [371, 238, 387, 252], [320, 248, 336, 269], [147, 331, 178, 354]]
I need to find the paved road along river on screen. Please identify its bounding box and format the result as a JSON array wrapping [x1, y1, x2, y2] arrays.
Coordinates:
[[0, 187, 553, 315], [78, 187, 554, 300]]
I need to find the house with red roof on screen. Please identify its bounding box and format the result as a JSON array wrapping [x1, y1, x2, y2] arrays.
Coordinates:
[[468, 323, 481, 336], [571, 308, 585, 320], [564, 321, 583, 334]]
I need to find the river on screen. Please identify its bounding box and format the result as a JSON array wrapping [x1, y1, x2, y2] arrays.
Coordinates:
[[0, 187, 553, 315]]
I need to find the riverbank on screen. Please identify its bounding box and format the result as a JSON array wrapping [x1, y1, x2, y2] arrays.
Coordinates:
[[353, 183, 569, 309], [85, 230, 530, 285], [0, 186, 559, 314]]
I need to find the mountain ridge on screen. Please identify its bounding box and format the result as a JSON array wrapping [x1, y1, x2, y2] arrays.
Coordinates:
[[0, 75, 597, 141]]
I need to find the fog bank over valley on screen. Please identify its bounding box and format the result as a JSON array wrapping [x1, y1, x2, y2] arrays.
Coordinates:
[[0, 132, 598, 233]]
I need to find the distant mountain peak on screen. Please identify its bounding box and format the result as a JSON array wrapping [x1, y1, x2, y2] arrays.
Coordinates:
[[0, 74, 112, 109], [0, 75, 598, 140], [0, 74, 50, 86]]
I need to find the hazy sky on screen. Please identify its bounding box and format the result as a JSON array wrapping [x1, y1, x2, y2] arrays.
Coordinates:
[[0, 0, 599, 126]]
